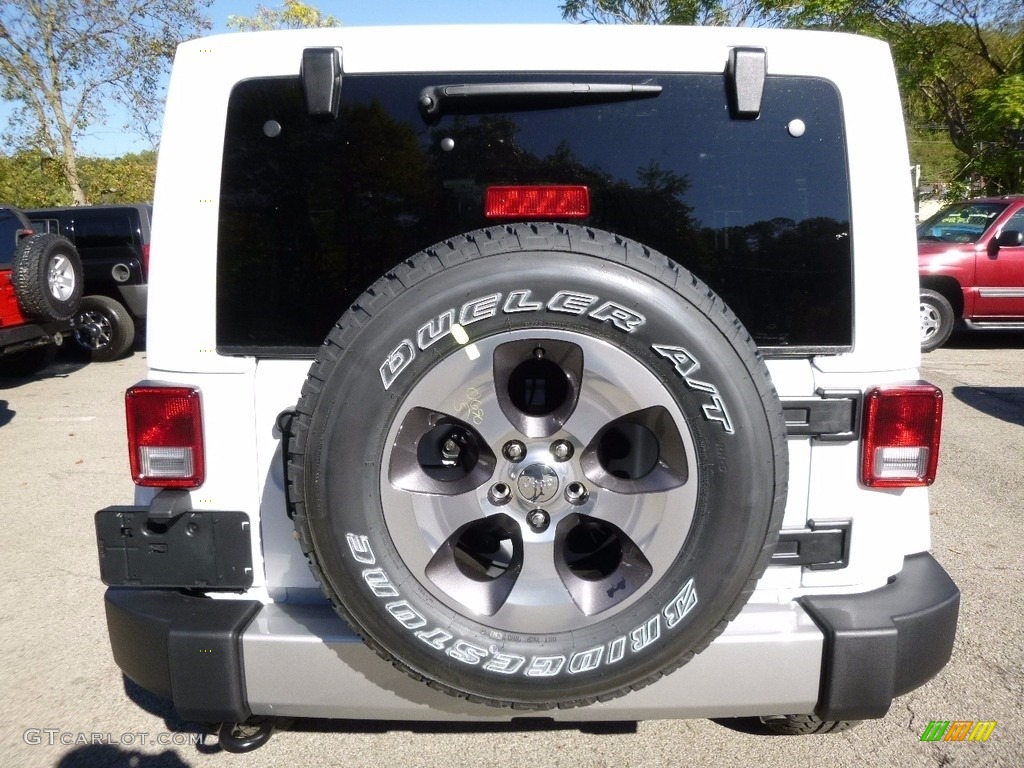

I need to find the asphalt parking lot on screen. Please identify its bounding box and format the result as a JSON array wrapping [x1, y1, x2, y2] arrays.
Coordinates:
[[1, 332, 1021, 768]]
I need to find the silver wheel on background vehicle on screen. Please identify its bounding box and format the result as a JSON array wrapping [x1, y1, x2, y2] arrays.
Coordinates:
[[381, 329, 697, 634], [919, 288, 955, 352], [920, 301, 941, 343], [71, 295, 136, 361], [47, 254, 77, 302], [73, 308, 113, 351]]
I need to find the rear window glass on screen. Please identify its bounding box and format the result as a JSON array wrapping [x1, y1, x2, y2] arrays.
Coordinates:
[[0, 208, 26, 264], [218, 72, 852, 355], [71, 211, 140, 249]]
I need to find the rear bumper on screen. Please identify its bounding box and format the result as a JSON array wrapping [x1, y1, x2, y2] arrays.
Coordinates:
[[0, 319, 71, 356], [800, 552, 960, 720], [103, 552, 958, 723]]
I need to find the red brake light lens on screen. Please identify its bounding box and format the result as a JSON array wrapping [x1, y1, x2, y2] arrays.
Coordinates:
[[141, 243, 150, 279], [485, 185, 590, 219], [861, 385, 942, 488], [126, 386, 205, 488]]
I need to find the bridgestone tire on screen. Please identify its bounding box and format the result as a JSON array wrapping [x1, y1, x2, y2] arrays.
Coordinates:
[[73, 295, 136, 362], [11, 234, 83, 322], [287, 224, 788, 709]]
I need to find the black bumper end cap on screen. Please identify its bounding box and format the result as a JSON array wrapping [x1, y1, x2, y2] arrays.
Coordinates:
[[104, 588, 261, 723], [800, 552, 960, 721]]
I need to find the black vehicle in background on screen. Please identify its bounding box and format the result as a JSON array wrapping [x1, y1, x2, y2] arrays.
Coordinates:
[[26, 204, 151, 361]]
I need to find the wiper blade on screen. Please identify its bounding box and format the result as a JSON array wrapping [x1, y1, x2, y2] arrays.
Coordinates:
[[418, 82, 662, 123]]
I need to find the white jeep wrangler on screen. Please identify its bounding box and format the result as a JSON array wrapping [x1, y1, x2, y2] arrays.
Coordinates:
[[95, 24, 959, 752]]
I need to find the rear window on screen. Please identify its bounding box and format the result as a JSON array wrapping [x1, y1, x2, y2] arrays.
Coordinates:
[[0, 208, 27, 265], [71, 211, 141, 249], [217, 72, 852, 355]]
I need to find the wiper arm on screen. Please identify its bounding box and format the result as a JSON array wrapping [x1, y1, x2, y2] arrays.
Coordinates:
[[418, 82, 662, 123]]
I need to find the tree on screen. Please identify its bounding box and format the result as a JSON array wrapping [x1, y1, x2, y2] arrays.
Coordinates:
[[560, 0, 772, 26], [0, 150, 156, 206], [560, 0, 1024, 193], [227, 0, 339, 31], [0, 1, 210, 205]]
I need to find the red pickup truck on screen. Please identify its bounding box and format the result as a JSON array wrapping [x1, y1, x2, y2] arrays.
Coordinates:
[[918, 195, 1024, 351]]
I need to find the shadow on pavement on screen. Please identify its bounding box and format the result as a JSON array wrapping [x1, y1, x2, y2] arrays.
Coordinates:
[[56, 744, 192, 768], [952, 386, 1024, 426], [0, 355, 90, 390], [940, 329, 1024, 350]]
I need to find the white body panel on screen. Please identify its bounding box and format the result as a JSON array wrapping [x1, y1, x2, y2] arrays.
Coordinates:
[[132, 25, 936, 720]]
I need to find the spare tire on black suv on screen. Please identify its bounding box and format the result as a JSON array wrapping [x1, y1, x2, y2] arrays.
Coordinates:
[[287, 224, 789, 707]]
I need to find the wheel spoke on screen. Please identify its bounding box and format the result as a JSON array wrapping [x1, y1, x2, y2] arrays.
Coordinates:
[[425, 514, 523, 615], [388, 407, 496, 496], [493, 339, 583, 438], [580, 406, 689, 494], [553, 514, 652, 616]]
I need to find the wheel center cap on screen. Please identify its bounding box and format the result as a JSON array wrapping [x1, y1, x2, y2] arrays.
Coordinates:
[[516, 463, 560, 504]]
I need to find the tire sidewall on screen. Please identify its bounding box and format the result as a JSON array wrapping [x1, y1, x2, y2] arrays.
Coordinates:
[[920, 290, 954, 352], [300, 233, 785, 704], [13, 234, 83, 322], [73, 295, 135, 361]]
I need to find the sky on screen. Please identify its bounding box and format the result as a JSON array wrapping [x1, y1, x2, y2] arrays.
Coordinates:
[[2, 0, 569, 158]]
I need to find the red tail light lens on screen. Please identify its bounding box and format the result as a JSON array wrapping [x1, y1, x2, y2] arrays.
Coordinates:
[[861, 385, 942, 488], [141, 243, 150, 279], [126, 386, 204, 488], [485, 185, 590, 219]]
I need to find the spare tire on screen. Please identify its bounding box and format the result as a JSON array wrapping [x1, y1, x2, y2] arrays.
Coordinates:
[[12, 233, 83, 322], [287, 224, 787, 708]]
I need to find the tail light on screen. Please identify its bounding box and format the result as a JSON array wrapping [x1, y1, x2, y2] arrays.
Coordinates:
[[485, 185, 590, 219], [861, 384, 942, 488], [141, 243, 150, 279], [126, 386, 204, 487]]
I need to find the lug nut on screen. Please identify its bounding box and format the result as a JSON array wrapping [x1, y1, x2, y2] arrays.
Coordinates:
[[526, 509, 550, 532], [502, 440, 527, 463], [488, 482, 512, 506], [440, 437, 462, 466], [550, 439, 574, 462], [565, 481, 589, 506]]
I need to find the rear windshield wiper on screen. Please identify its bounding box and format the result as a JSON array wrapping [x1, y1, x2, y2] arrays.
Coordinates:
[[418, 82, 662, 123]]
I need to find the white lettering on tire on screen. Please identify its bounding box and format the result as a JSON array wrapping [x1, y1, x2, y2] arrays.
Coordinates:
[[483, 652, 527, 675], [652, 344, 735, 433], [348, 532, 700, 680], [588, 301, 646, 332], [362, 568, 399, 597], [417, 310, 454, 350], [346, 534, 376, 564], [664, 578, 699, 629], [448, 640, 490, 665], [380, 340, 416, 390], [386, 600, 427, 630], [381, 288, 651, 391], [568, 646, 604, 675], [630, 616, 661, 652], [526, 656, 566, 677]]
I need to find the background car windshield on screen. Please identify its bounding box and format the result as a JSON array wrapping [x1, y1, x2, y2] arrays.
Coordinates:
[[917, 202, 1007, 244], [217, 72, 853, 355]]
